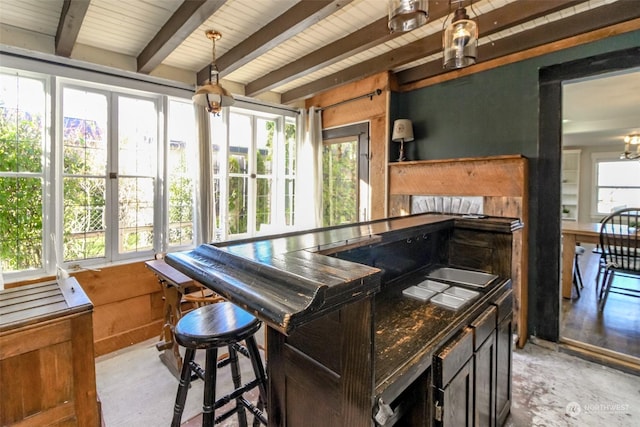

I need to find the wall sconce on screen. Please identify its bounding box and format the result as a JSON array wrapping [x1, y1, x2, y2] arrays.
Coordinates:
[[388, 0, 429, 33], [443, 0, 478, 69], [620, 133, 640, 160], [193, 30, 234, 115], [392, 119, 414, 162]]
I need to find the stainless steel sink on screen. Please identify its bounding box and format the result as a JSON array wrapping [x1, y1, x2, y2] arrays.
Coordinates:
[[426, 267, 497, 288]]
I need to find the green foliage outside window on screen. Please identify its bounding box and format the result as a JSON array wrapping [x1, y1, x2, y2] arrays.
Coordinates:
[[0, 107, 44, 271], [322, 141, 357, 227]]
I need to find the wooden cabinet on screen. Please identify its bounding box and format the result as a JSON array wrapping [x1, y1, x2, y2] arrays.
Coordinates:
[[433, 289, 512, 427], [433, 327, 475, 427], [0, 278, 100, 426], [494, 290, 513, 426], [562, 149, 581, 221]]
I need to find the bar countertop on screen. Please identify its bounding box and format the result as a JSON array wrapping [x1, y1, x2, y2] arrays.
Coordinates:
[[165, 213, 521, 335]]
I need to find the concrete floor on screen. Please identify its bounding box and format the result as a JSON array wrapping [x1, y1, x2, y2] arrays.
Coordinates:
[[96, 337, 640, 426]]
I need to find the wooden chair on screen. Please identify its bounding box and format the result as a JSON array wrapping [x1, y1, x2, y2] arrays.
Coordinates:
[[597, 208, 640, 311], [183, 284, 225, 309]]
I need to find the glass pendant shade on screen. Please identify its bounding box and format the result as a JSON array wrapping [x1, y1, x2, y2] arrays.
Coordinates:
[[388, 0, 428, 33], [192, 80, 234, 114], [443, 9, 478, 69]]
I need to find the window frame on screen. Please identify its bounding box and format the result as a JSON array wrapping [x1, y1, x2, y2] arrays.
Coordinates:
[[590, 151, 640, 217], [0, 69, 52, 277], [214, 106, 297, 242]]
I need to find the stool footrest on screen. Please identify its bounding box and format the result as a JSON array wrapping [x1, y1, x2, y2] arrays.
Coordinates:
[[214, 393, 267, 426], [214, 378, 262, 410], [189, 360, 206, 382]]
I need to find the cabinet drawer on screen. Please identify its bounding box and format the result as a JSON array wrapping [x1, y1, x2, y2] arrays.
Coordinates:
[[434, 327, 473, 388], [492, 289, 513, 323], [470, 306, 497, 350]]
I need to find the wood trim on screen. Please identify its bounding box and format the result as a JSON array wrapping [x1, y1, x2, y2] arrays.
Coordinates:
[[559, 338, 640, 375], [400, 18, 640, 93], [388, 156, 526, 197], [306, 72, 391, 221]]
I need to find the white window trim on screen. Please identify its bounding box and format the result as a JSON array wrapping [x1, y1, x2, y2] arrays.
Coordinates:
[[590, 151, 640, 217]]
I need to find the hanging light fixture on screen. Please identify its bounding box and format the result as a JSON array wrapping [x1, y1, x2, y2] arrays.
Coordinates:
[[388, 0, 428, 33], [193, 30, 234, 115], [442, 0, 478, 70], [620, 133, 640, 160]]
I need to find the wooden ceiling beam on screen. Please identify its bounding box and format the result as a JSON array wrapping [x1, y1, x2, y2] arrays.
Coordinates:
[[137, 0, 226, 74], [396, 0, 640, 86], [244, 1, 455, 97], [55, 0, 90, 57], [281, 0, 582, 103], [197, 0, 353, 85]]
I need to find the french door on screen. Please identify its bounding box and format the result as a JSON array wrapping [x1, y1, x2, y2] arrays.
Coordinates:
[[322, 122, 370, 227]]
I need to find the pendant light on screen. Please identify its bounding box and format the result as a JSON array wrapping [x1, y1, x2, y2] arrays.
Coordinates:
[[193, 30, 234, 115], [443, 1, 478, 69], [620, 133, 640, 160], [388, 0, 428, 33]]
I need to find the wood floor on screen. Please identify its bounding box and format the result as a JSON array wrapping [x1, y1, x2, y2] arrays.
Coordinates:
[[561, 243, 640, 359]]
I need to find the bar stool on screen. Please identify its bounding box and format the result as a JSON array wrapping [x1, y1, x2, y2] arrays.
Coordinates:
[[171, 302, 267, 427]]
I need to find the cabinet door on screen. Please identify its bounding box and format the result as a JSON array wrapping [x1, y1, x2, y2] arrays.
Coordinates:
[[474, 329, 497, 427], [434, 328, 474, 427], [495, 315, 512, 426], [434, 358, 474, 427]]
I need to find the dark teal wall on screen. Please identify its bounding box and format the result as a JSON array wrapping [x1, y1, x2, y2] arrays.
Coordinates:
[[390, 30, 640, 340], [391, 30, 640, 162]]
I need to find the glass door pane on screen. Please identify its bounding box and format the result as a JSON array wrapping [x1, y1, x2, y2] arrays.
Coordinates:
[[256, 118, 275, 232], [62, 87, 108, 261], [322, 138, 358, 227], [117, 96, 157, 254], [228, 113, 250, 235]]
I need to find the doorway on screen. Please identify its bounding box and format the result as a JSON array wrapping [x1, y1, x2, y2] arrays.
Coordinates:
[[321, 122, 370, 227], [538, 47, 640, 366]]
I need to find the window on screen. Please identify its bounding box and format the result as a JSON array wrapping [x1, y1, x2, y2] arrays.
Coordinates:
[[0, 66, 197, 279], [592, 153, 640, 215], [0, 72, 47, 273], [212, 108, 297, 241], [61, 86, 159, 263], [167, 99, 196, 249], [0, 63, 297, 279], [322, 123, 369, 227]]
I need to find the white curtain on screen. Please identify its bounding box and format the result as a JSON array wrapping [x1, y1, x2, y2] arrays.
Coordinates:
[[195, 107, 215, 244], [296, 106, 323, 229]]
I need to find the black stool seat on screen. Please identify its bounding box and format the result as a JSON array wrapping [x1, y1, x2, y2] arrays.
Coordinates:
[[171, 302, 267, 427], [174, 302, 262, 349]]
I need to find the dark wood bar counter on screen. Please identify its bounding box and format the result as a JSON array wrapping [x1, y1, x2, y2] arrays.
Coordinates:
[[166, 213, 522, 426]]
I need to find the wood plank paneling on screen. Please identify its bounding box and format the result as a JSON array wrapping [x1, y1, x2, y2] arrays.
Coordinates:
[[8, 262, 165, 356], [72, 262, 160, 306], [92, 294, 154, 341]]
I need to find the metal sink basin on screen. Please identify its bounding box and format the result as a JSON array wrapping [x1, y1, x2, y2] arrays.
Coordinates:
[[426, 267, 497, 289]]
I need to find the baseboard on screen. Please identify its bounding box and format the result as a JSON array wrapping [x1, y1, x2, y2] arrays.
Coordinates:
[[559, 337, 640, 376]]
